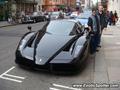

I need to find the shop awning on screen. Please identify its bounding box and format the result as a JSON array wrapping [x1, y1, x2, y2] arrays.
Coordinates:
[[58, 5, 65, 9], [16, 0, 38, 4]]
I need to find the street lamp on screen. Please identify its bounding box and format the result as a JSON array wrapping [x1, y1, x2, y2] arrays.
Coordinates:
[[5, 1, 8, 10], [33, 0, 35, 12], [5, 0, 8, 20]]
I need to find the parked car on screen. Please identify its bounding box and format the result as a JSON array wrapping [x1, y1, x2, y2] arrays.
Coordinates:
[[71, 10, 92, 30], [44, 12, 50, 21], [70, 11, 79, 18], [49, 11, 65, 20], [15, 20, 90, 73], [21, 15, 34, 23], [21, 12, 46, 23]]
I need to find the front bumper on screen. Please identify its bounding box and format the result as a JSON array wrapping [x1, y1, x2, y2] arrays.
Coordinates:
[[21, 17, 34, 23], [21, 20, 34, 23], [15, 51, 81, 72]]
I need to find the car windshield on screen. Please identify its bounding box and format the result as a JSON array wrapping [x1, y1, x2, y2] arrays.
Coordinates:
[[46, 21, 75, 35], [33, 12, 38, 16], [71, 12, 78, 15], [77, 12, 91, 19], [52, 12, 59, 15], [33, 12, 42, 16], [50, 12, 60, 16]]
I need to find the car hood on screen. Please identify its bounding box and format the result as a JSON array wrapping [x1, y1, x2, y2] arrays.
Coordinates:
[[35, 33, 75, 65], [36, 33, 74, 57]]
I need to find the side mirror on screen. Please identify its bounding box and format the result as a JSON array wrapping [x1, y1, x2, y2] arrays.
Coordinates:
[[84, 28, 88, 33], [27, 26, 32, 32], [77, 31, 84, 37]]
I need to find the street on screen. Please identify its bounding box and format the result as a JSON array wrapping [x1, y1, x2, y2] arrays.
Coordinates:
[[0, 22, 120, 90]]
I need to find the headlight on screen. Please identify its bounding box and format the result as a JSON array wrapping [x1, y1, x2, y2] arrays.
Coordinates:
[[46, 15, 49, 18], [18, 39, 26, 51], [74, 45, 83, 58], [55, 16, 58, 19]]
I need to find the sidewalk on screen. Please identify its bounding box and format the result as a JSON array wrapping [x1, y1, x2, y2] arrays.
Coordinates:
[[0, 21, 18, 28], [93, 23, 120, 90]]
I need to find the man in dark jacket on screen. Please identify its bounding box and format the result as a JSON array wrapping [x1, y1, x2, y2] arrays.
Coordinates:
[[88, 8, 99, 54], [96, 5, 107, 47]]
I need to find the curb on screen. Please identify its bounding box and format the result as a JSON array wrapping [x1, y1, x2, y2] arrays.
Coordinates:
[[0, 23, 20, 28]]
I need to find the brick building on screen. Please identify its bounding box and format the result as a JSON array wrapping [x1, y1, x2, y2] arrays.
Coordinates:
[[42, 0, 76, 11]]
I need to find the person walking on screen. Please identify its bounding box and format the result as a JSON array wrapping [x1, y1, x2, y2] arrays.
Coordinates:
[[88, 8, 99, 54], [106, 11, 110, 26], [96, 5, 107, 47], [113, 10, 118, 25], [109, 11, 114, 25], [58, 11, 64, 19]]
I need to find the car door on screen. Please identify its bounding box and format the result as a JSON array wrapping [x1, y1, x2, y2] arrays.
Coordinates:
[[75, 23, 89, 59]]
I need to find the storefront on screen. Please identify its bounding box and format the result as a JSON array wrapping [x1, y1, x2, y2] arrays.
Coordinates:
[[0, 0, 8, 21], [15, 0, 37, 14]]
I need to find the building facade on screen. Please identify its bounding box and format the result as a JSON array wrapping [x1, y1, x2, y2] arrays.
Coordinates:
[[0, 0, 9, 20], [42, 0, 76, 11], [42, 0, 65, 11], [15, 0, 38, 14], [37, 0, 43, 11], [108, 0, 120, 17], [0, 0, 40, 21], [85, 0, 93, 9], [100, 0, 108, 11]]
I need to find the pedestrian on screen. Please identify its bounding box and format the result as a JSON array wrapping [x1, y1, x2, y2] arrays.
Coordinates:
[[112, 13, 116, 25], [16, 10, 21, 23], [109, 11, 113, 25], [96, 5, 107, 47], [21, 11, 25, 18], [113, 10, 118, 25], [88, 8, 98, 54], [7, 12, 12, 24], [106, 11, 110, 26], [58, 11, 64, 19]]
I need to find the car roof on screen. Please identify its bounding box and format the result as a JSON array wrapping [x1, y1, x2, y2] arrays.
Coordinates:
[[51, 19, 79, 23]]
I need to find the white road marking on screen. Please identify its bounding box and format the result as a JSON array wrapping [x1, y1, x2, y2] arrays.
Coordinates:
[[49, 87, 61, 90], [5, 74, 25, 79], [0, 76, 22, 83], [0, 66, 26, 83], [0, 66, 15, 77], [52, 83, 82, 90]]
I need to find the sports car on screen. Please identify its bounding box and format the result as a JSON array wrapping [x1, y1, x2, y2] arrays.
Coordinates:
[[15, 19, 90, 73], [70, 10, 92, 30]]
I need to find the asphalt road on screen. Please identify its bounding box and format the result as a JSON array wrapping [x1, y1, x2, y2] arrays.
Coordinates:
[[0, 22, 95, 90]]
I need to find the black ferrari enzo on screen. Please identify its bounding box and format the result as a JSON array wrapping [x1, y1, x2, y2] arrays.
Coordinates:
[[15, 19, 90, 72]]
